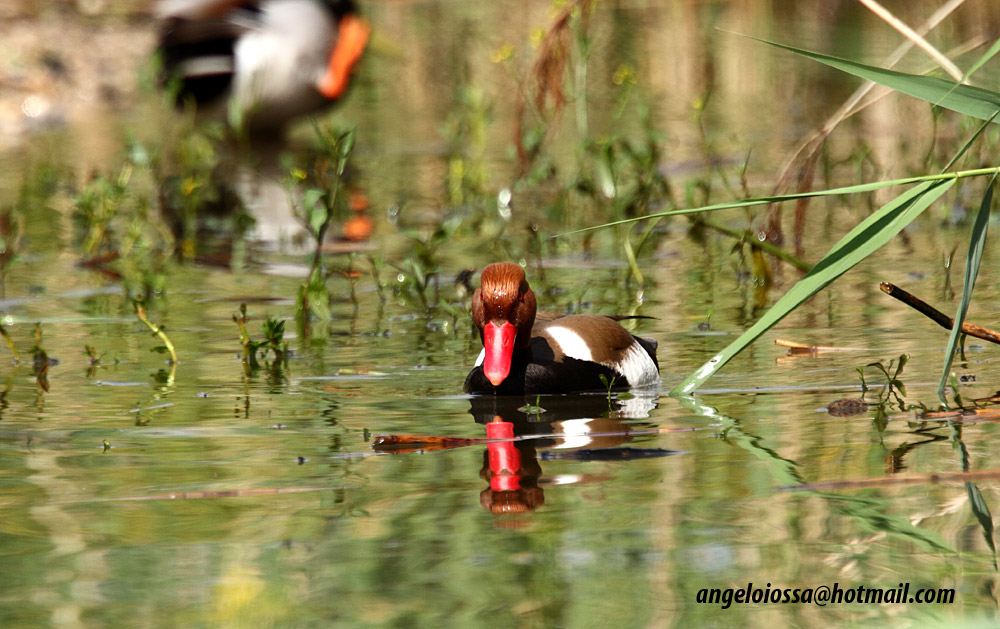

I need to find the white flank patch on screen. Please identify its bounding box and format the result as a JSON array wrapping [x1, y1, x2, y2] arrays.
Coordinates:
[[545, 326, 594, 362], [233, 0, 333, 106], [547, 326, 659, 388], [607, 341, 660, 388], [233, 30, 287, 104], [473, 348, 485, 367]]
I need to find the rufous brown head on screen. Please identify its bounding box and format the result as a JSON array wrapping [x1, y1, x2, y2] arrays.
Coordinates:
[[471, 263, 537, 386]]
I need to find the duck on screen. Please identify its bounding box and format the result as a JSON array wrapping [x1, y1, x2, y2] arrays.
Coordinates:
[[464, 263, 660, 395], [156, 0, 370, 130]]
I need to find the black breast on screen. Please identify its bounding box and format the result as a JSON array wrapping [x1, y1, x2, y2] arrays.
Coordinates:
[[464, 336, 631, 395]]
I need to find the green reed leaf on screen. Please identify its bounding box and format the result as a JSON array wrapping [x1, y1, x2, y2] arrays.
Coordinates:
[[937, 174, 994, 404], [754, 38, 1000, 121]]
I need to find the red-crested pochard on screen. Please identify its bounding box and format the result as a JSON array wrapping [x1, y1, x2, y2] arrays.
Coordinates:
[[464, 263, 660, 395], [156, 0, 370, 130]]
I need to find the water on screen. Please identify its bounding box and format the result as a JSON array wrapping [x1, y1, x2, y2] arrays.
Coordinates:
[[4, 1, 1000, 627]]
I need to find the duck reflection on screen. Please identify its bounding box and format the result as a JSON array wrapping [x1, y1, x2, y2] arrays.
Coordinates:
[[478, 416, 544, 515], [468, 394, 677, 515]]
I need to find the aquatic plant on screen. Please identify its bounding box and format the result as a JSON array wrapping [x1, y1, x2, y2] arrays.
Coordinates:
[[392, 215, 463, 312], [133, 297, 178, 368], [562, 98, 674, 284], [233, 304, 289, 377], [287, 124, 356, 326], [858, 354, 911, 431], [508, 1, 780, 287], [442, 86, 491, 207], [154, 122, 231, 260], [516, 395, 546, 416], [73, 141, 176, 299]]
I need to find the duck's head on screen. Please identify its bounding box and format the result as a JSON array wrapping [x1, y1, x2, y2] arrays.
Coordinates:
[[471, 263, 537, 387]]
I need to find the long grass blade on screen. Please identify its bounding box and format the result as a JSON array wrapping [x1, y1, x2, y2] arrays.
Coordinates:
[[937, 174, 994, 403], [753, 38, 1000, 121], [558, 166, 997, 237], [671, 179, 955, 396]]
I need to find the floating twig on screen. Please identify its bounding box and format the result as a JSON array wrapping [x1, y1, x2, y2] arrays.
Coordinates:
[[879, 282, 1000, 345], [776, 338, 863, 353]]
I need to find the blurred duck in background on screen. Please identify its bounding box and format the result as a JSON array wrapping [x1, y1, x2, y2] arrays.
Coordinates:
[[156, 0, 370, 132]]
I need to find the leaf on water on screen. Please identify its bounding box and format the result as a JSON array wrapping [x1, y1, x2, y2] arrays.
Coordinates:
[[671, 179, 955, 395], [517, 403, 546, 414]]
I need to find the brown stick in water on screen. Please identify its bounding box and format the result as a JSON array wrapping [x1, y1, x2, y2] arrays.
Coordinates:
[[879, 282, 1000, 345]]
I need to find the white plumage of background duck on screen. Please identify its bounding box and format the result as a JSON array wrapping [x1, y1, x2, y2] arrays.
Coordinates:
[[156, 0, 369, 130]]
